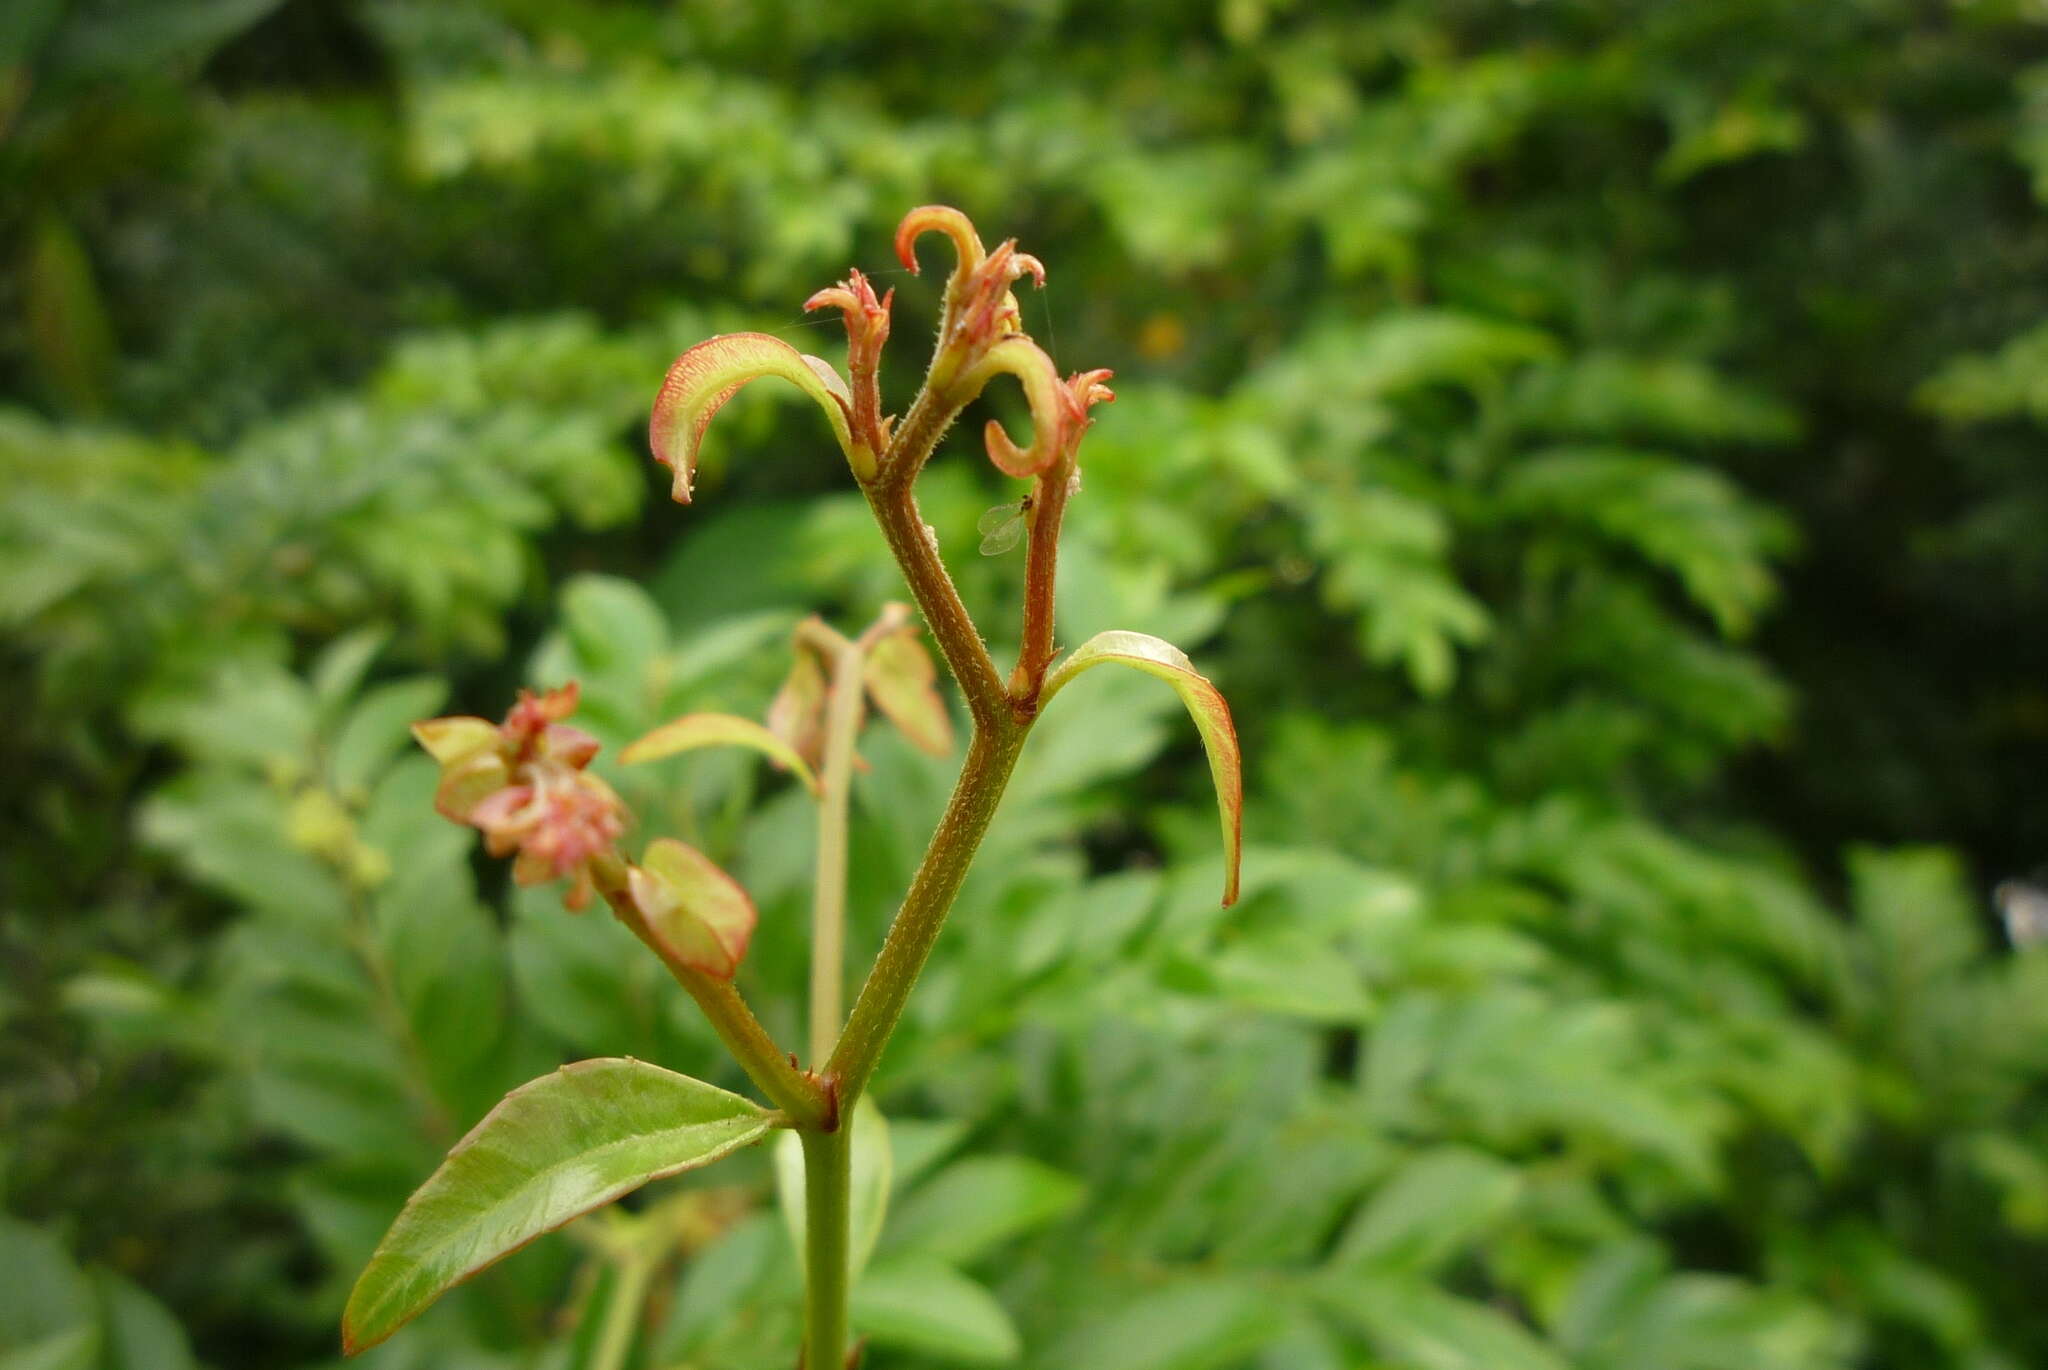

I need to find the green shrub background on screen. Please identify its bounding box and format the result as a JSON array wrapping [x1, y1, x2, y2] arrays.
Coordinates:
[[4, 2, 2048, 1368]]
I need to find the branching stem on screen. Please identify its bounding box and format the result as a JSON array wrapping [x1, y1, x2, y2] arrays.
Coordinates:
[[589, 853, 831, 1130]]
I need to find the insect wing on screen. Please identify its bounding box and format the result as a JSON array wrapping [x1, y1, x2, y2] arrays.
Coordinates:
[[978, 501, 1024, 555]]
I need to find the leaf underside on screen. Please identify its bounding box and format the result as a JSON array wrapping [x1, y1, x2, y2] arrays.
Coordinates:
[[1042, 630, 1244, 905], [648, 332, 852, 502]]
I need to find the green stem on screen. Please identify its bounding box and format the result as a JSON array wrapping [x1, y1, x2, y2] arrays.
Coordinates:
[[588, 1252, 653, 1370], [810, 633, 867, 1065], [590, 853, 831, 1130], [827, 718, 1027, 1108], [800, 1125, 853, 1370]]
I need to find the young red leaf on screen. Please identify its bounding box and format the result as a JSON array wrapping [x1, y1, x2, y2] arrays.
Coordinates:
[[1040, 631, 1243, 906], [621, 711, 821, 796], [342, 1059, 772, 1354], [627, 838, 758, 978], [863, 627, 954, 757], [648, 332, 856, 503]]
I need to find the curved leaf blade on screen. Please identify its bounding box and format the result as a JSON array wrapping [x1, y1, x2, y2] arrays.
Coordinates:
[[620, 711, 821, 795], [648, 332, 853, 503], [342, 1059, 772, 1354], [1041, 630, 1242, 906]]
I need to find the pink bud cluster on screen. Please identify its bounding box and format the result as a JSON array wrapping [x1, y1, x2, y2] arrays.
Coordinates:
[[413, 683, 626, 911]]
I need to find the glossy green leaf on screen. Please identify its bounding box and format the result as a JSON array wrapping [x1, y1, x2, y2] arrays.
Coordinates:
[[342, 1058, 773, 1353], [854, 1259, 1021, 1364], [648, 332, 853, 502], [863, 625, 954, 757], [775, 1096, 891, 1283], [883, 1156, 1083, 1266], [1040, 630, 1242, 905], [621, 711, 819, 794], [626, 838, 757, 979]]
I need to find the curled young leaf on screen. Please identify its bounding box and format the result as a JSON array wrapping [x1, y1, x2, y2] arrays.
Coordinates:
[[863, 627, 954, 757], [627, 838, 758, 978], [620, 711, 821, 795], [894, 205, 986, 288], [342, 1059, 773, 1354], [649, 332, 856, 503], [1040, 631, 1243, 906], [964, 336, 1070, 478]]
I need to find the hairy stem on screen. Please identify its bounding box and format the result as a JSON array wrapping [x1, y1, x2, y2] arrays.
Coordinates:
[[867, 395, 1008, 727], [827, 718, 1026, 1107], [589, 853, 831, 1129], [810, 635, 867, 1065], [1011, 463, 1074, 707], [800, 1125, 853, 1370]]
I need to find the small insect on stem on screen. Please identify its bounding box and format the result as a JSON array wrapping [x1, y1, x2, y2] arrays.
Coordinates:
[[977, 494, 1033, 556]]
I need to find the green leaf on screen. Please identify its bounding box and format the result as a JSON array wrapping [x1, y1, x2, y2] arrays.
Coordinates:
[[310, 627, 391, 720], [0, 1218, 94, 1350], [1334, 1147, 1523, 1274], [1313, 1275, 1568, 1370], [883, 1156, 1083, 1266], [775, 1096, 892, 1283], [23, 212, 114, 416], [91, 1269, 197, 1370], [1170, 929, 1375, 1024], [621, 712, 819, 794], [1040, 630, 1242, 905], [654, 1214, 786, 1361], [375, 870, 507, 1089], [1042, 1277, 1285, 1370], [648, 332, 854, 502], [555, 575, 671, 715], [331, 677, 449, 797], [854, 1259, 1021, 1364], [343, 1059, 773, 1353], [0, 1328, 95, 1370], [887, 1119, 971, 1193]]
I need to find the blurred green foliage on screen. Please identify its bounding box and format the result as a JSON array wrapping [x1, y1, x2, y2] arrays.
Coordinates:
[[3, 2, 2047, 1368]]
